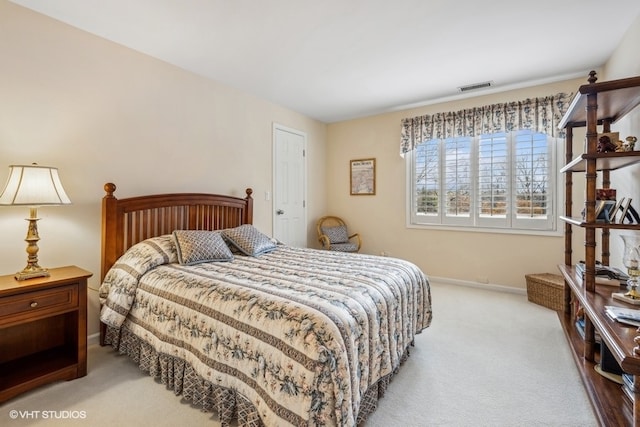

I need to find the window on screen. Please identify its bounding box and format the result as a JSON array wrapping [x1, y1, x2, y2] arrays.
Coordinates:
[[409, 130, 559, 233]]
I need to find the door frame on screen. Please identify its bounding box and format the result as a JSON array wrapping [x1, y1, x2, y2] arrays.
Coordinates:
[[272, 123, 308, 246]]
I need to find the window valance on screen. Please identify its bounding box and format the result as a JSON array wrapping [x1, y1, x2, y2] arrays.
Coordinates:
[[400, 92, 573, 156]]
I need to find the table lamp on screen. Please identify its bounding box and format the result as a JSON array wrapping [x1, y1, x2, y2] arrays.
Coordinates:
[[0, 164, 71, 280]]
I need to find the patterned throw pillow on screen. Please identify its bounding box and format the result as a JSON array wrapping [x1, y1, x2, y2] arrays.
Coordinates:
[[172, 230, 234, 265], [321, 225, 349, 243], [222, 224, 277, 256]]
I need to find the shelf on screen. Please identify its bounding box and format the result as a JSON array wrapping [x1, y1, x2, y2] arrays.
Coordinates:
[[0, 346, 79, 402], [561, 151, 640, 173], [558, 264, 640, 375], [559, 75, 640, 129], [0, 346, 77, 392], [557, 309, 634, 427], [559, 216, 640, 229], [558, 264, 640, 426]]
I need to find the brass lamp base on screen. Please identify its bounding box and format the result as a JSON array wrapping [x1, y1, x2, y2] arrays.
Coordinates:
[[15, 266, 50, 281], [14, 208, 50, 281]]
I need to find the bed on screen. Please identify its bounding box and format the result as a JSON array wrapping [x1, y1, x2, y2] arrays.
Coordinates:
[[98, 182, 432, 427]]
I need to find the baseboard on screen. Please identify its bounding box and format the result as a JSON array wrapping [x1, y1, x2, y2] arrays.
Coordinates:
[[88, 332, 100, 346], [428, 275, 527, 295]]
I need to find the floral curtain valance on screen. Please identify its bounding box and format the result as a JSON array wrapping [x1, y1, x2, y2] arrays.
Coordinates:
[[400, 92, 573, 156]]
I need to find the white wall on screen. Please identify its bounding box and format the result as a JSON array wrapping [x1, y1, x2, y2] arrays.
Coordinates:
[[0, 1, 328, 335]]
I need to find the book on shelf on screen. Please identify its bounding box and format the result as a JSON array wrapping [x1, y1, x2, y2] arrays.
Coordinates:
[[624, 373, 640, 394], [575, 261, 629, 284], [604, 305, 640, 327], [575, 318, 602, 343], [593, 276, 627, 287], [596, 341, 624, 384]]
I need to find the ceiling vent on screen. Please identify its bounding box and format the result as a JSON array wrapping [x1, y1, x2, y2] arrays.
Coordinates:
[[458, 81, 493, 93]]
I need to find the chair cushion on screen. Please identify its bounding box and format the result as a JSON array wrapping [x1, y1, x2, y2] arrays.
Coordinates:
[[321, 225, 349, 243], [329, 242, 359, 252]]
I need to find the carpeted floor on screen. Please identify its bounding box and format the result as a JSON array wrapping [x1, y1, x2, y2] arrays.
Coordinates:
[[0, 282, 598, 427]]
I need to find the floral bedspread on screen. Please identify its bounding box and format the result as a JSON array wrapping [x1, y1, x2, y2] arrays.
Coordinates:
[[100, 236, 432, 426]]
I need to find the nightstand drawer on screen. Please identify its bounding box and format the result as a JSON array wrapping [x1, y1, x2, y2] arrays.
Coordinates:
[[0, 284, 78, 325]]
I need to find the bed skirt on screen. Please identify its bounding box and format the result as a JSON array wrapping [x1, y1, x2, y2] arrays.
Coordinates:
[[104, 325, 412, 426]]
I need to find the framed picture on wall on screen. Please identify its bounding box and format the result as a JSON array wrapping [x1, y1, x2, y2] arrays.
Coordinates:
[[350, 158, 376, 195]]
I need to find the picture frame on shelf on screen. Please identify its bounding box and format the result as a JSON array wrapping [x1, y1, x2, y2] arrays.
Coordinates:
[[595, 200, 617, 223], [594, 188, 617, 223]]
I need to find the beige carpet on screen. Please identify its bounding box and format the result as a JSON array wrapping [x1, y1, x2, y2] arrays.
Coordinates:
[[0, 282, 597, 427]]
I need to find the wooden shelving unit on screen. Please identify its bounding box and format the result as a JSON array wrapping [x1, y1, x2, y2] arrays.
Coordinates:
[[558, 72, 640, 427]]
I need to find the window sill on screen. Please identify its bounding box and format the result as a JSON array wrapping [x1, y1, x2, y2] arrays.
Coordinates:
[[405, 222, 563, 237]]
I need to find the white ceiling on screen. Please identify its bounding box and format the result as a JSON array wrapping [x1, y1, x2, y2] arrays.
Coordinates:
[[10, 0, 640, 123]]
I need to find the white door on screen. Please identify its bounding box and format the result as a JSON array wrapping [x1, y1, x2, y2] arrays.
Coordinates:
[[273, 124, 306, 247]]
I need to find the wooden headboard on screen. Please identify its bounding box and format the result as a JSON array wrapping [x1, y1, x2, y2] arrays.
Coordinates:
[[100, 182, 254, 281]]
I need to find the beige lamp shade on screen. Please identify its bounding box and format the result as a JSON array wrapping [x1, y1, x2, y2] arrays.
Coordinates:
[[0, 164, 71, 280], [0, 164, 71, 206]]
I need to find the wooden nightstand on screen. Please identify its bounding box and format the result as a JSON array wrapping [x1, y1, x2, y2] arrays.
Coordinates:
[[0, 266, 92, 402]]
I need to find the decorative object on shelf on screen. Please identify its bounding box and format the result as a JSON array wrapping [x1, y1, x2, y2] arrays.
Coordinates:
[[601, 197, 640, 224], [623, 135, 637, 152], [596, 188, 616, 200], [350, 158, 376, 195], [596, 132, 620, 153], [618, 234, 640, 300], [611, 197, 626, 222], [0, 164, 71, 280]]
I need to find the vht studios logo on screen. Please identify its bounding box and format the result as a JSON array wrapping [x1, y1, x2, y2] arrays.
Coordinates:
[[9, 410, 87, 420]]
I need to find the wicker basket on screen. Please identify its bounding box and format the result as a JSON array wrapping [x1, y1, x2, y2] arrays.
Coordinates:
[[525, 273, 564, 311]]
